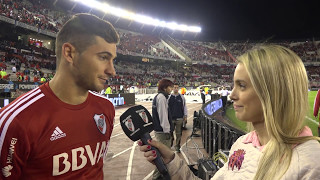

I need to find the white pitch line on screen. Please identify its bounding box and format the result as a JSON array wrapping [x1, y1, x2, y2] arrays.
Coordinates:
[[142, 170, 154, 180], [112, 146, 133, 159], [111, 132, 124, 139], [305, 116, 318, 125], [180, 138, 191, 165], [112, 135, 155, 159], [126, 141, 137, 180]]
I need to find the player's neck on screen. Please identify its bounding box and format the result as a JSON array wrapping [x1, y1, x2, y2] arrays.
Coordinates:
[[49, 73, 88, 105]]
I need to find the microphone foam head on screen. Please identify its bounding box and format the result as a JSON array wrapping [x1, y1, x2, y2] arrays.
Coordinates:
[[120, 105, 154, 141]]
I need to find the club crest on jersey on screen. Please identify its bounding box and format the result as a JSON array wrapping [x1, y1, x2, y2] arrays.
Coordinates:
[[125, 118, 135, 132], [94, 114, 107, 134], [139, 111, 148, 123]]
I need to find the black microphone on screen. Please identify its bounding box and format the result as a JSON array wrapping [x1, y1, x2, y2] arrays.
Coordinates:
[[120, 105, 170, 179]]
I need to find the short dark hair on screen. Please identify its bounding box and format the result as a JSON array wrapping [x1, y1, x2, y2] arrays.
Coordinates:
[[158, 79, 174, 91], [55, 13, 119, 67]]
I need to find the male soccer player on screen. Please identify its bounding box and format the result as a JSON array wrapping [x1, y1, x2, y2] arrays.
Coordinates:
[[0, 13, 119, 179]]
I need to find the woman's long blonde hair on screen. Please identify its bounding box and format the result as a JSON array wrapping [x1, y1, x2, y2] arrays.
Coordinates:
[[237, 45, 320, 179]]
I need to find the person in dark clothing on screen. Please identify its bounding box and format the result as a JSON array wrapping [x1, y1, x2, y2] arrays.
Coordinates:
[[168, 84, 187, 153], [200, 88, 205, 104]]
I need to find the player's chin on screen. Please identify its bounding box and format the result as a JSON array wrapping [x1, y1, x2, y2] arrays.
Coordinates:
[[92, 83, 104, 92], [98, 85, 105, 92]]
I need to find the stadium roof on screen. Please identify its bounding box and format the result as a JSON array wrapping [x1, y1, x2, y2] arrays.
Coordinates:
[[59, 0, 320, 42]]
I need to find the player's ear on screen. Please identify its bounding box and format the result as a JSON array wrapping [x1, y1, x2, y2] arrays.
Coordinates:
[[61, 43, 76, 64]]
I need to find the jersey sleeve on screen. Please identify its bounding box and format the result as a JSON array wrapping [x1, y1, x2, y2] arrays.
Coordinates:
[[107, 104, 115, 139], [0, 116, 30, 179]]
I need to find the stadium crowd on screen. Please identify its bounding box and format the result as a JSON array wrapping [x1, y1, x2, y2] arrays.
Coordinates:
[[0, 36, 319, 90], [0, 0, 68, 33], [117, 30, 181, 60], [1, 0, 319, 65], [174, 39, 320, 64]]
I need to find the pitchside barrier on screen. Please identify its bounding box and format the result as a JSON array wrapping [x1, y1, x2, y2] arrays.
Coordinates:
[[192, 97, 245, 179]]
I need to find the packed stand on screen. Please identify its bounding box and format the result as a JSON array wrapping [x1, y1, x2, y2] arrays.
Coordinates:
[[0, 0, 319, 89], [111, 59, 185, 88], [108, 59, 235, 89], [287, 41, 320, 62], [175, 38, 320, 63], [1, 39, 319, 89], [174, 40, 233, 63], [0, 0, 69, 33], [0, 39, 55, 83], [117, 30, 180, 60], [306, 66, 320, 89]]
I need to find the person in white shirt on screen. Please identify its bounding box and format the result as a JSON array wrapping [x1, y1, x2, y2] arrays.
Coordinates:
[[12, 66, 16, 73], [220, 86, 229, 112]]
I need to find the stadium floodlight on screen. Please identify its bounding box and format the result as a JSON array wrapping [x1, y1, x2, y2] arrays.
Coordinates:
[[151, 19, 161, 26], [189, 26, 202, 33], [166, 22, 178, 30], [71, 0, 201, 33], [109, 7, 134, 20], [159, 21, 167, 27], [134, 14, 156, 25], [75, 0, 101, 9], [177, 24, 188, 31]]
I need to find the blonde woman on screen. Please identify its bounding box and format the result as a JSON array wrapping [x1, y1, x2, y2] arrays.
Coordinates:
[[139, 45, 320, 179]]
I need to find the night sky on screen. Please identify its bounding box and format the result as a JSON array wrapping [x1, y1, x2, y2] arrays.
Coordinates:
[[103, 0, 320, 41]]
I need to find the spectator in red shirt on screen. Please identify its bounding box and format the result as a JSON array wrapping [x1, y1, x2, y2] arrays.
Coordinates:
[[25, 75, 29, 82], [33, 75, 39, 82]]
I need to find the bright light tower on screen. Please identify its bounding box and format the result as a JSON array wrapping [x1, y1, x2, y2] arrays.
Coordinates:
[[71, 0, 201, 33]]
